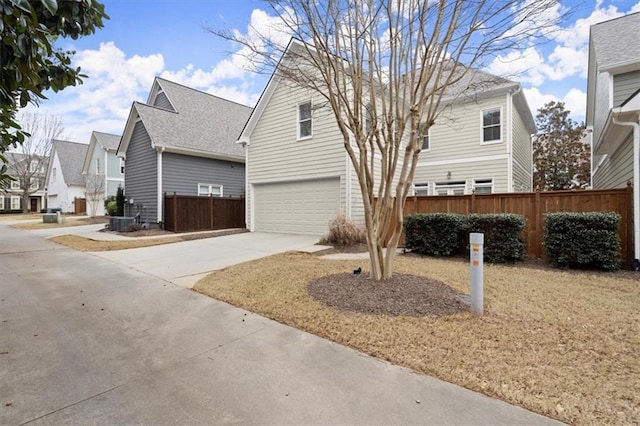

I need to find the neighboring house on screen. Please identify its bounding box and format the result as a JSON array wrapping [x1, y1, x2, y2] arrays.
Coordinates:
[[587, 12, 640, 261], [116, 77, 252, 226], [81, 131, 124, 216], [44, 139, 89, 213], [0, 153, 48, 212], [237, 39, 536, 236]]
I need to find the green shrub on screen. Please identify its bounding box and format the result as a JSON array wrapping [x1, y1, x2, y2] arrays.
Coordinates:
[[320, 213, 366, 246], [544, 212, 621, 270], [466, 214, 525, 263], [404, 213, 466, 256], [106, 200, 117, 216]]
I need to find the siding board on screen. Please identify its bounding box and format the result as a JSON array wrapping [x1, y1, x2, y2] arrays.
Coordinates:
[[162, 153, 245, 197], [613, 70, 640, 106], [593, 133, 633, 188], [124, 121, 158, 222]]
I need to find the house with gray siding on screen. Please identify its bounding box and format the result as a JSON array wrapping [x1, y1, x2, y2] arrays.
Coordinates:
[[238, 39, 536, 236], [81, 131, 123, 216], [116, 77, 252, 226], [587, 12, 640, 262]]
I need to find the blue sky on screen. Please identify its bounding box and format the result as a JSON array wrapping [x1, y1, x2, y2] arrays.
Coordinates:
[[26, 0, 640, 142]]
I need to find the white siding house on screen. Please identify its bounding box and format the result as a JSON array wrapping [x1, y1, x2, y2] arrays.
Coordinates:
[[587, 12, 640, 260], [45, 140, 89, 213], [238, 39, 536, 236]]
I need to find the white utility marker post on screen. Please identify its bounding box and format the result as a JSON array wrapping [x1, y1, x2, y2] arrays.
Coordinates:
[[470, 233, 484, 315]]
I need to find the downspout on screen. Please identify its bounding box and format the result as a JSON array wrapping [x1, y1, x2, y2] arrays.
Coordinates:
[[612, 114, 640, 263], [346, 146, 352, 220], [157, 146, 164, 224], [243, 142, 249, 231]]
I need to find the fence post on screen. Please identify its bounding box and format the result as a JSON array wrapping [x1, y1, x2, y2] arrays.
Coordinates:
[[471, 191, 476, 214], [627, 180, 634, 266], [172, 192, 178, 232], [210, 194, 214, 230], [534, 186, 541, 258]]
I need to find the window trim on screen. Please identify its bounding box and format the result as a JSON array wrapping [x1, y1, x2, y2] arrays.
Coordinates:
[[197, 183, 223, 197], [10, 179, 20, 190], [421, 128, 431, 152], [413, 182, 429, 196], [0, 195, 4, 209], [119, 158, 125, 175], [297, 100, 313, 140], [473, 178, 494, 194], [480, 106, 502, 145], [52, 167, 57, 183], [10, 196, 20, 210]]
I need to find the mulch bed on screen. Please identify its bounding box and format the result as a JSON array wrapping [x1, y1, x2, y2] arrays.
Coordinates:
[[308, 272, 468, 317]]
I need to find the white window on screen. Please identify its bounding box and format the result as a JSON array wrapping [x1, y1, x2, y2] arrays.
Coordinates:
[[0, 196, 4, 209], [481, 107, 501, 144], [297, 101, 313, 139], [421, 132, 430, 151], [11, 197, 20, 210], [30, 161, 37, 172], [95, 158, 100, 174], [30, 178, 39, 189], [52, 167, 57, 183], [413, 182, 429, 196], [473, 178, 493, 194], [120, 158, 125, 174], [11, 179, 20, 189], [435, 181, 466, 195], [197, 183, 223, 197]]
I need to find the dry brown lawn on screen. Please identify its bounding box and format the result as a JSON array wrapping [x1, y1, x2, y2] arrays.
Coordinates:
[[50, 234, 184, 251], [194, 252, 640, 425], [11, 216, 108, 230], [0, 213, 42, 222]]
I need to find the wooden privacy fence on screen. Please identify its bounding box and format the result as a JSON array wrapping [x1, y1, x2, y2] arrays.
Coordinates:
[[163, 192, 245, 233], [389, 184, 633, 265], [74, 197, 86, 214]]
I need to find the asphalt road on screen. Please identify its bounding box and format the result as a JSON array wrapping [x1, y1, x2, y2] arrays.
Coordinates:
[[0, 224, 562, 425]]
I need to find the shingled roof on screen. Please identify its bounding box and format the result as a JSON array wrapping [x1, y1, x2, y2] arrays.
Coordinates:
[[120, 78, 252, 161], [93, 131, 121, 151], [53, 139, 88, 186]]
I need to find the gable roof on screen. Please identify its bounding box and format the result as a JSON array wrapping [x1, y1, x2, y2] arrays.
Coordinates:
[[81, 131, 122, 175], [118, 77, 253, 162], [239, 38, 534, 143], [52, 139, 88, 186]]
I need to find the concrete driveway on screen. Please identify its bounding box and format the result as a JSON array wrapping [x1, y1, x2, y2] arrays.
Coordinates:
[[0, 223, 561, 425], [89, 232, 321, 288]]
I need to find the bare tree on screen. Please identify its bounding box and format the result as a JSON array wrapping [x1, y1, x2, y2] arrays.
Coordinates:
[[216, 0, 559, 280], [84, 173, 105, 217], [3, 112, 64, 213]]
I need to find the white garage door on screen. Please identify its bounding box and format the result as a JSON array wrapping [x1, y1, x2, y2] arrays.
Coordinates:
[[254, 178, 340, 235]]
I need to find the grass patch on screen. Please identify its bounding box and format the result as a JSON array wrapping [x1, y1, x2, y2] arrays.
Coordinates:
[[50, 229, 247, 251], [0, 213, 43, 222], [11, 216, 108, 230], [194, 252, 640, 425], [50, 234, 183, 251]]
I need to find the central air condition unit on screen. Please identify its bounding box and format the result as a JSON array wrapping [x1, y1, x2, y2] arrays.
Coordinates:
[[109, 216, 135, 232]]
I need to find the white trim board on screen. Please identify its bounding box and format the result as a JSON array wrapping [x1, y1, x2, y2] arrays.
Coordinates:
[[417, 153, 508, 167]]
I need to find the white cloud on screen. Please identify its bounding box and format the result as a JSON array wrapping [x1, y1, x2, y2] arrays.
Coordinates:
[[487, 47, 550, 85], [524, 87, 586, 121]]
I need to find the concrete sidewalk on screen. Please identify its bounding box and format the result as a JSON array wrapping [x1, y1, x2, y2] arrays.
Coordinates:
[[0, 224, 561, 425]]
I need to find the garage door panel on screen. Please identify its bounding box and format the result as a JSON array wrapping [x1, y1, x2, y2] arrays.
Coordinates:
[[254, 178, 340, 235]]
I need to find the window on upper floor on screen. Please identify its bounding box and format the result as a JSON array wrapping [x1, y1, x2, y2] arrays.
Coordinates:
[[482, 107, 501, 144], [421, 132, 430, 151], [11, 179, 20, 190], [30, 178, 39, 189], [198, 183, 223, 197], [473, 178, 493, 194], [120, 158, 125, 175], [297, 101, 313, 140], [30, 161, 37, 172], [413, 182, 429, 196], [52, 168, 56, 183], [95, 158, 100, 174]]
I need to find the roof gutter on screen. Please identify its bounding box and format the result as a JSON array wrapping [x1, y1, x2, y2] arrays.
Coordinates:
[[612, 111, 640, 265]]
